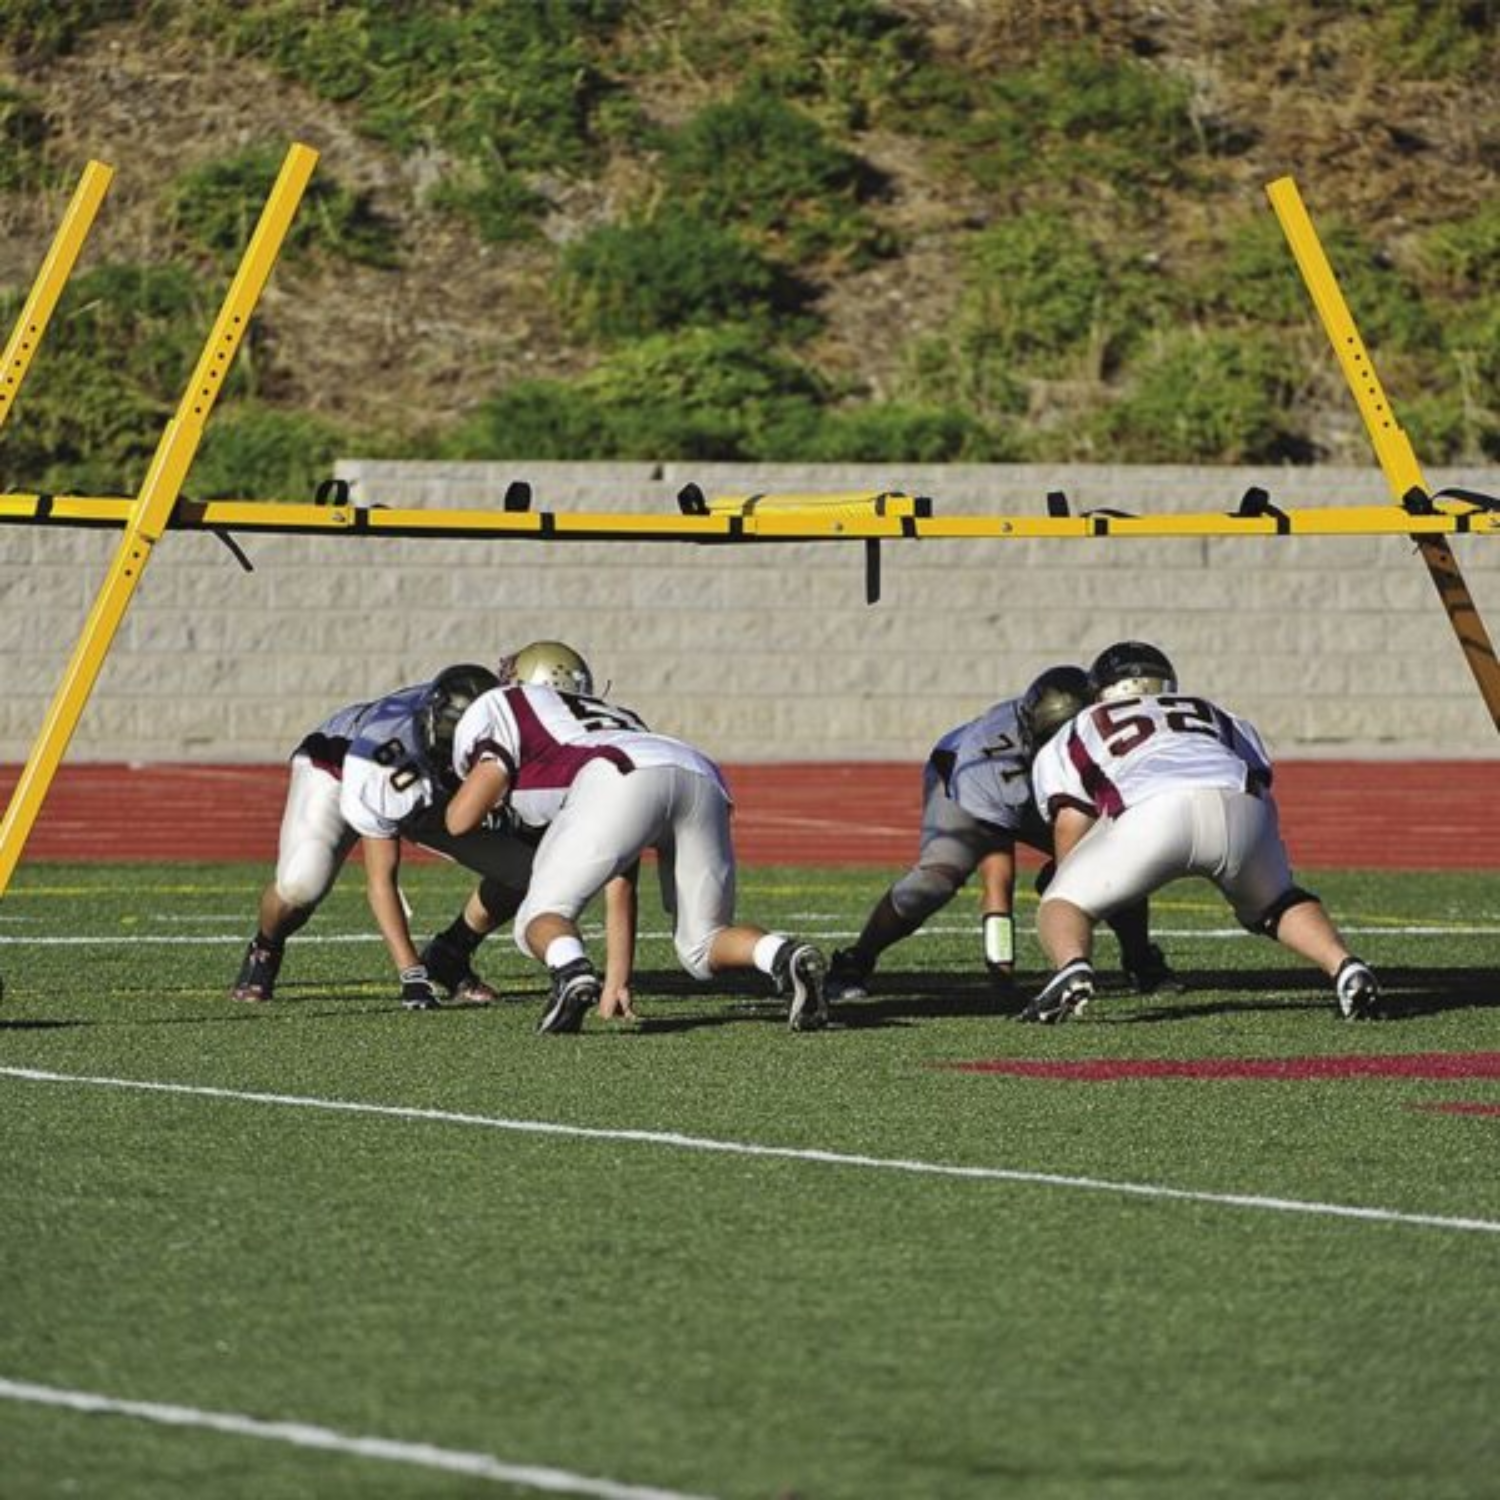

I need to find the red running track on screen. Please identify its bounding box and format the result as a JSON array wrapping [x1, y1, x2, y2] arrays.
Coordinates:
[[1, 760, 1496, 869]]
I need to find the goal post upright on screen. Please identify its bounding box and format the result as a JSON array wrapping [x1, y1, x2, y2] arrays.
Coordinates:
[[1266, 175, 1500, 734], [0, 142, 320, 897], [0, 160, 114, 437]]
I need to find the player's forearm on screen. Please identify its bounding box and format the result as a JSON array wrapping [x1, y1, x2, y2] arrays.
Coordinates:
[[977, 847, 1016, 914], [362, 842, 419, 971], [602, 869, 639, 993], [446, 761, 509, 837]]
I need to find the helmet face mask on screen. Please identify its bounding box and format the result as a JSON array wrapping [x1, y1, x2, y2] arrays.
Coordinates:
[[497, 640, 593, 696], [1088, 640, 1177, 702], [1018, 664, 1091, 755], [420, 663, 500, 778]]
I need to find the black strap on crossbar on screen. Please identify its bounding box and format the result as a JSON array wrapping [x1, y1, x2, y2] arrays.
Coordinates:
[[865, 538, 881, 605], [1235, 486, 1290, 532], [1430, 486, 1500, 512], [209, 528, 254, 572]]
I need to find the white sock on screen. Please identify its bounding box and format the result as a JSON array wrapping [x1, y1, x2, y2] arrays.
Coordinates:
[[544, 935, 587, 970], [752, 933, 789, 975]]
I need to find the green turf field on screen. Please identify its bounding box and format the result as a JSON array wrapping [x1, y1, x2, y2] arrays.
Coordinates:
[[1, 862, 1496, 1499]]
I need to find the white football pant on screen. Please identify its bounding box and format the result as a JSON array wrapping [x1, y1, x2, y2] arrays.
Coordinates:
[[274, 755, 533, 910], [515, 760, 736, 978], [1042, 787, 1293, 928]]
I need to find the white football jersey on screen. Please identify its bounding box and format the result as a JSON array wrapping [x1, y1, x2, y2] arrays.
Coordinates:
[[337, 683, 445, 840], [453, 684, 725, 832], [1032, 693, 1272, 823], [929, 698, 1035, 832]]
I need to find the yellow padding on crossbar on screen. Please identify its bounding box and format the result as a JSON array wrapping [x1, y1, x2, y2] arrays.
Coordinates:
[[706, 490, 932, 518]]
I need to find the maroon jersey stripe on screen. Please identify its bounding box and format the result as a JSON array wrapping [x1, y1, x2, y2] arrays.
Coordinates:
[[506, 687, 634, 791], [1065, 724, 1125, 817]]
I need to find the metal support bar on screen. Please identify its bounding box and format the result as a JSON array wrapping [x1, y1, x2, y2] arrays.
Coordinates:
[[0, 143, 319, 897], [1267, 176, 1500, 734]]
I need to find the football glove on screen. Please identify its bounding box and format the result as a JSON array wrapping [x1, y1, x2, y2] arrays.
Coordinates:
[[399, 964, 442, 1011]]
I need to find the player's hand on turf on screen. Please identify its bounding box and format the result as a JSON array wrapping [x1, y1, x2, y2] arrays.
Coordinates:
[[399, 965, 442, 1011], [598, 983, 637, 1021]]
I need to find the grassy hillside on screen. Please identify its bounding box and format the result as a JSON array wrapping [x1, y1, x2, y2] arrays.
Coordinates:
[[0, 0, 1495, 498]]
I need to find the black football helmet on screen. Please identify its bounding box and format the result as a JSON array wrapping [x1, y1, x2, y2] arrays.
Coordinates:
[[419, 663, 500, 773], [1088, 641, 1177, 702], [1017, 665, 1091, 754]]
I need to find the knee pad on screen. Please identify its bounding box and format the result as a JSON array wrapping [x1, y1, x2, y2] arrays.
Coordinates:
[[891, 864, 964, 922], [674, 931, 717, 982], [1248, 885, 1320, 939], [275, 849, 337, 911]]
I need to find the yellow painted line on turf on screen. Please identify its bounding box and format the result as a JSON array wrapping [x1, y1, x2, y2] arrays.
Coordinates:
[[2, 883, 261, 898], [0, 1377, 714, 1500], [2, 1066, 1496, 1237], [5, 922, 1500, 948]]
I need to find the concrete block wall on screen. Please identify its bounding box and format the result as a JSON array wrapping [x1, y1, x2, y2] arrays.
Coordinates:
[[4, 462, 1498, 762]]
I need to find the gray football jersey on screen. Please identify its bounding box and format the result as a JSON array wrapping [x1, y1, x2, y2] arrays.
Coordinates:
[[293, 684, 428, 771], [929, 698, 1036, 832]]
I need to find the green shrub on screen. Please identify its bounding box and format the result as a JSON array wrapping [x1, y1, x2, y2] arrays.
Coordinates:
[[554, 209, 812, 341], [193, 1, 625, 240], [442, 379, 617, 461], [0, 85, 50, 192], [662, 84, 887, 261], [445, 325, 1015, 462], [1195, 214, 1441, 352], [167, 147, 399, 268], [0, 262, 255, 493], [759, 0, 942, 129], [960, 45, 1203, 197], [798, 401, 1016, 462], [907, 212, 1183, 424], [0, 0, 138, 60], [1419, 202, 1500, 294], [1095, 328, 1305, 463], [190, 403, 350, 500], [1368, 0, 1495, 79], [446, 326, 830, 460], [958, 213, 1112, 367], [901, 330, 1030, 426], [1400, 385, 1497, 463]]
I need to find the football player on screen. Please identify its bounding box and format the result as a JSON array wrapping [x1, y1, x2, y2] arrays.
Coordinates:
[[444, 643, 829, 1035], [229, 663, 539, 1012], [1023, 640, 1382, 1023], [825, 665, 1180, 1006]]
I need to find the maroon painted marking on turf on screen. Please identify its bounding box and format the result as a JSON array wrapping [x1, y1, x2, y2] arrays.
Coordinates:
[[1407, 1101, 1500, 1117], [941, 1052, 1500, 1081]]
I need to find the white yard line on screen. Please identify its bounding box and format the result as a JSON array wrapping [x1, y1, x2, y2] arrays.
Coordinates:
[[3, 1066, 1495, 1237], [3, 922, 1497, 946], [0, 1377, 713, 1500]]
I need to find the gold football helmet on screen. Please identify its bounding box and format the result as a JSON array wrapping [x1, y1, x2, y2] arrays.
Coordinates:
[[498, 640, 594, 696]]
